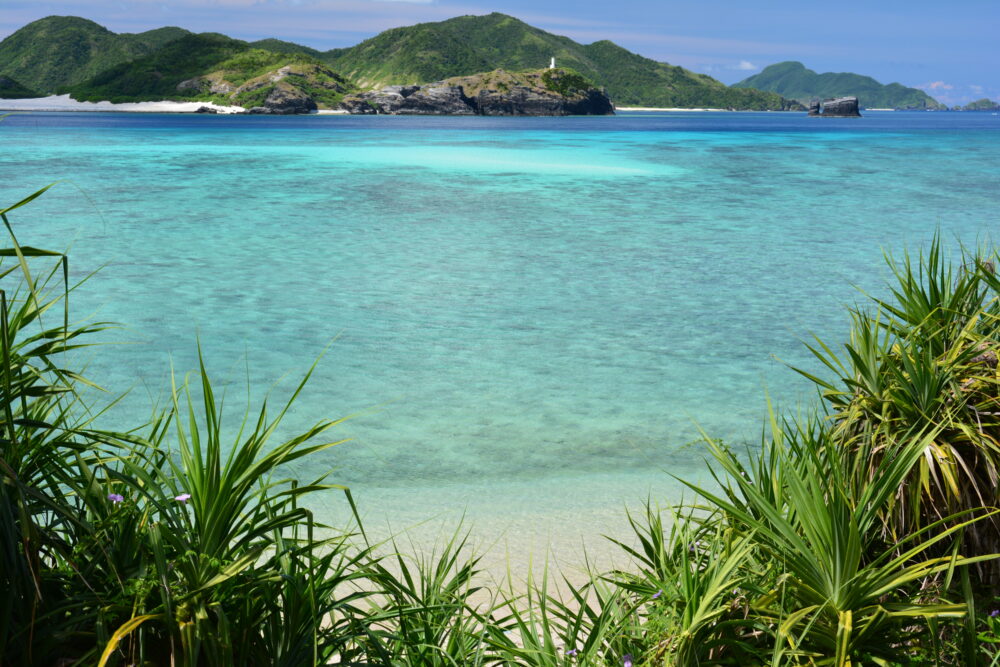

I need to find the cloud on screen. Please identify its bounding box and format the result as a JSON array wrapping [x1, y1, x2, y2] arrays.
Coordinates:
[[735, 60, 757, 71], [920, 81, 954, 91]]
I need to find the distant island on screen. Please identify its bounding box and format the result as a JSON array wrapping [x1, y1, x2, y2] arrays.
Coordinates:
[[734, 61, 944, 110], [957, 98, 1000, 111], [0, 15, 802, 113]]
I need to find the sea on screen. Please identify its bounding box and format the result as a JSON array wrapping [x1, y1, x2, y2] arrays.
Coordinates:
[[2, 110, 998, 570]]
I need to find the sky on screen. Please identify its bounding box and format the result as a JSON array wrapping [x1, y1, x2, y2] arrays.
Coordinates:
[[2, 0, 998, 106]]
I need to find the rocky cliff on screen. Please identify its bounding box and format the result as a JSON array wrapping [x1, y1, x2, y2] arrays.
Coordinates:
[[177, 60, 351, 114], [339, 68, 614, 116]]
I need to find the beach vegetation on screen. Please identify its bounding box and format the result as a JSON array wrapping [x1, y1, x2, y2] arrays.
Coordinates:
[[2, 179, 999, 664]]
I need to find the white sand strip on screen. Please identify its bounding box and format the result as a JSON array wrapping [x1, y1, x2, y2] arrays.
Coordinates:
[[0, 94, 244, 113], [616, 106, 729, 112]]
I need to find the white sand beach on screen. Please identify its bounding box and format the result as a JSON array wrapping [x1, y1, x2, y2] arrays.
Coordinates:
[[0, 94, 244, 113], [616, 106, 729, 111]]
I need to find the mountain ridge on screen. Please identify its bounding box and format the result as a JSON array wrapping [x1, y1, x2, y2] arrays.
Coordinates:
[[734, 61, 943, 110], [322, 13, 800, 110], [1, 13, 801, 110]]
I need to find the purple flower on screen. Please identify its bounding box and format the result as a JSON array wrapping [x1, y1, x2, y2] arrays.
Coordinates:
[[991, 609, 1000, 617], [624, 654, 633, 667], [174, 493, 191, 503], [107, 493, 124, 504], [566, 648, 578, 656], [652, 590, 662, 599]]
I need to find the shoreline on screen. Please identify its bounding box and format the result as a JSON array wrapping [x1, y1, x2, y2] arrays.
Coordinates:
[[0, 94, 245, 113], [3, 97, 793, 115], [616, 106, 729, 112]]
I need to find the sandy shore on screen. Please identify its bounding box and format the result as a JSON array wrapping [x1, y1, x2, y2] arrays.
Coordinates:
[[305, 465, 714, 588], [0, 94, 244, 113], [616, 106, 729, 112]]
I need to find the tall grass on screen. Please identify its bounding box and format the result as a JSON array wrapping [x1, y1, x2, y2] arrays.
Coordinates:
[[3, 176, 1000, 665]]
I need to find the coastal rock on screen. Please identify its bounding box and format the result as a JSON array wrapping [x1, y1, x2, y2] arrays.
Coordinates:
[[176, 77, 202, 93], [242, 82, 318, 114], [816, 96, 861, 117], [339, 68, 614, 116], [176, 75, 233, 96], [340, 84, 474, 115], [473, 86, 614, 116], [807, 100, 821, 116], [194, 105, 218, 114]]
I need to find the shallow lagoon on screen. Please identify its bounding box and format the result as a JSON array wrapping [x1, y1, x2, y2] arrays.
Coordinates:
[[2, 110, 998, 565]]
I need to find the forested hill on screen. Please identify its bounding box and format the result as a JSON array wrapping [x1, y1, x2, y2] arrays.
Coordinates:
[[734, 61, 944, 110], [0, 16, 190, 93], [323, 13, 800, 110], [1, 13, 801, 110]]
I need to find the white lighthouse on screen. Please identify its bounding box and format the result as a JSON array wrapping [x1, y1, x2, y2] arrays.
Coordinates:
[[549, 57, 555, 69]]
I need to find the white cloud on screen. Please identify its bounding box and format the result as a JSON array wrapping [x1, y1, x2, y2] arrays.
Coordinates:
[[920, 80, 954, 91], [736, 60, 757, 71]]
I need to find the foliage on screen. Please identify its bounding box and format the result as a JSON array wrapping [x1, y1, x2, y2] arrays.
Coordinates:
[[793, 238, 1000, 576], [67, 33, 254, 103], [67, 40, 353, 108], [540, 68, 593, 97], [734, 61, 946, 110], [0, 75, 40, 99], [0, 16, 189, 94]]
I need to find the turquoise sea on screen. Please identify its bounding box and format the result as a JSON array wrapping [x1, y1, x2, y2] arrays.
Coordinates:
[[2, 110, 999, 564]]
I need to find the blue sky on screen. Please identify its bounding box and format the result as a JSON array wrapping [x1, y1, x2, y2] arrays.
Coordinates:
[[3, 0, 997, 105]]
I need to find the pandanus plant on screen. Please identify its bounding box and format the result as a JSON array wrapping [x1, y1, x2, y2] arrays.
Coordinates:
[[793, 237, 1000, 571]]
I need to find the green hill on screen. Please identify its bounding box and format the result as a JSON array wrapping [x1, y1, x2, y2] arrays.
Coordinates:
[[1, 13, 800, 110], [0, 75, 39, 99], [734, 61, 944, 110], [69, 33, 252, 102], [69, 36, 353, 108], [323, 13, 799, 110], [959, 98, 999, 111], [250, 39, 323, 58], [0, 16, 189, 93]]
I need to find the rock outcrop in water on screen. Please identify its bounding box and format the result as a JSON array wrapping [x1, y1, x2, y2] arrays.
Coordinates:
[[339, 68, 614, 116], [808, 96, 861, 117]]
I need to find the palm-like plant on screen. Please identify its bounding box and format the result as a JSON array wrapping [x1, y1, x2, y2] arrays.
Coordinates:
[[794, 238, 1000, 566], [688, 416, 995, 666], [96, 354, 359, 666], [0, 184, 123, 665]]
